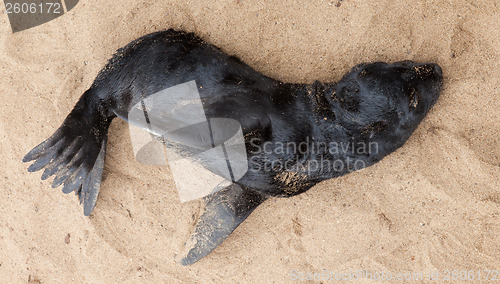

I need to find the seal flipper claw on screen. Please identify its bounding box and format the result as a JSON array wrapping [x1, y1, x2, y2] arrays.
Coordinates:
[[177, 184, 267, 265]]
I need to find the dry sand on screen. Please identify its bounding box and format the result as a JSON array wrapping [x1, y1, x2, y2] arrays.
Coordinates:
[[1, 0, 499, 282]]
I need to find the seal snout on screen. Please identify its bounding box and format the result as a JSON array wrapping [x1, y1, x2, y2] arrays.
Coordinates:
[[405, 62, 443, 113], [430, 63, 442, 77], [393, 61, 442, 78]]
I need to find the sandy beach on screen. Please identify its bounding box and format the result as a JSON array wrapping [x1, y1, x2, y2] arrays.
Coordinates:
[[0, 0, 498, 282]]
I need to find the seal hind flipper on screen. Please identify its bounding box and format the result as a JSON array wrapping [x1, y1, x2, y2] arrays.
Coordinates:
[[177, 184, 267, 265], [23, 89, 113, 215]]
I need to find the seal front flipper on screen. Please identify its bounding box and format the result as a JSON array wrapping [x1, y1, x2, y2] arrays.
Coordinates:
[[177, 184, 267, 265], [23, 88, 113, 216]]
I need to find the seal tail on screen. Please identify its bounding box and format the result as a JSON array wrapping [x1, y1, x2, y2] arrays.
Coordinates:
[[176, 184, 267, 265], [23, 89, 113, 216]]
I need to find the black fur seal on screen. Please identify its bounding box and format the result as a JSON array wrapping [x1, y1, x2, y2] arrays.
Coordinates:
[[23, 29, 443, 265]]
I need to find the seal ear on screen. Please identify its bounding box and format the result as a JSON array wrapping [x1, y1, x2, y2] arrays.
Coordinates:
[[176, 184, 267, 265]]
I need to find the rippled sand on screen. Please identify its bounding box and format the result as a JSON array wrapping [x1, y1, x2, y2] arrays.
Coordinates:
[[1, 0, 498, 282]]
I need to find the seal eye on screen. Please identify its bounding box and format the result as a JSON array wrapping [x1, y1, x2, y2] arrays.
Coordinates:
[[408, 87, 420, 109]]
